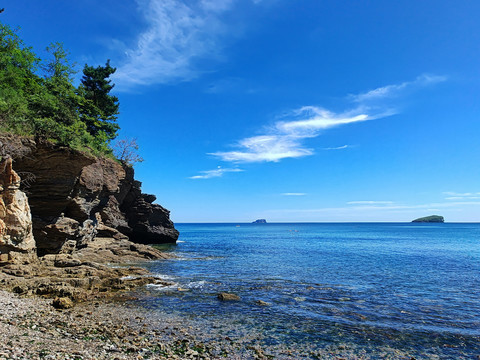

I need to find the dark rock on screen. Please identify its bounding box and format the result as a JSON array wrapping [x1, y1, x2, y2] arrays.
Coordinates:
[[412, 215, 444, 223]]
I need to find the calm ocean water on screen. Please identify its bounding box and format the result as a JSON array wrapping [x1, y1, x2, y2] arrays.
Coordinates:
[[138, 223, 480, 358]]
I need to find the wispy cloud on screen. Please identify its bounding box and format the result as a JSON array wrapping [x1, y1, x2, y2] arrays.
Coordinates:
[[443, 191, 480, 200], [209, 75, 446, 165], [189, 167, 243, 179], [347, 201, 394, 205], [211, 107, 373, 163], [344, 200, 480, 211], [281, 193, 306, 196], [113, 0, 235, 89], [351, 74, 447, 103], [323, 145, 350, 150], [266, 200, 480, 216]]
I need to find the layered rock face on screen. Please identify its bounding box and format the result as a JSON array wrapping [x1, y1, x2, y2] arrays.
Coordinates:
[[0, 135, 178, 257]]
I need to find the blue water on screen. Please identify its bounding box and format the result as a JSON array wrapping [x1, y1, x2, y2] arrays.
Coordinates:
[[139, 223, 480, 358]]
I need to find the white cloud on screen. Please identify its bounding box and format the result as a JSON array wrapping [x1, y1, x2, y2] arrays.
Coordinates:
[[347, 201, 394, 205], [211, 134, 313, 162], [189, 167, 243, 179], [266, 201, 480, 216], [209, 75, 446, 165], [323, 145, 349, 150], [276, 107, 369, 136], [211, 107, 371, 163], [113, 0, 235, 89], [443, 191, 480, 200], [352, 74, 447, 103], [281, 193, 306, 196]]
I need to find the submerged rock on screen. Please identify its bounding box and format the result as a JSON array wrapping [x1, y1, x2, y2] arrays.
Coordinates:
[[255, 300, 270, 306], [217, 292, 240, 301]]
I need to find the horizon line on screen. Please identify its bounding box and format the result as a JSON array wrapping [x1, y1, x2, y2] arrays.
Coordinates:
[[173, 221, 479, 224]]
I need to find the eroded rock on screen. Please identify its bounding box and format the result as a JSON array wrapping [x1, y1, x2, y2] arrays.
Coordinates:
[[0, 157, 35, 256], [9, 139, 179, 254]]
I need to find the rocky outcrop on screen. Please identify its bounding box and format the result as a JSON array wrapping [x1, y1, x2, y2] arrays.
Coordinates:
[[412, 215, 444, 223], [0, 157, 35, 260], [252, 219, 267, 224], [0, 134, 178, 303], [2, 136, 179, 256]]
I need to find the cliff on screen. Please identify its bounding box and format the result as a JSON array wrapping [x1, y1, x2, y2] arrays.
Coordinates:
[[0, 134, 178, 301], [1, 135, 178, 255]]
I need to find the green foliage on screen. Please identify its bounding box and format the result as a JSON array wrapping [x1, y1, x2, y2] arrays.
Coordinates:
[[0, 22, 40, 125], [0, 21, 121, 156], [78, 60, 120, 141], [37, 42, 81, 126]]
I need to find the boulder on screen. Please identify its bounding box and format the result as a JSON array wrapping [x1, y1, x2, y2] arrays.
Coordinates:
[[52, 297, 74, 309]]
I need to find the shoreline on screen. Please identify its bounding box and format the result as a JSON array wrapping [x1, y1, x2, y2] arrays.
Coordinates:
[[1, 286, 455, 360], [0, 289, 234, 360], [0, 288, 314, 360], [2, 265, 477, 359]]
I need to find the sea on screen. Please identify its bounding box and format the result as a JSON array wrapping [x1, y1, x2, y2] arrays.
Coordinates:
[[136, 223, 480, 359]]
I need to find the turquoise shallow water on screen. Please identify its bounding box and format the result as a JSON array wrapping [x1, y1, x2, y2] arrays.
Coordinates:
[[138, 223, 480, 358]]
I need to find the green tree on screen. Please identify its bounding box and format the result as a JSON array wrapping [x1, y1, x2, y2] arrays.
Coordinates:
[[0, 21, 122, 156], [0, 22, 41, 131], [28, 42, 88, 144], [78, 60, 119, 141], [32, 42, 80, 126]]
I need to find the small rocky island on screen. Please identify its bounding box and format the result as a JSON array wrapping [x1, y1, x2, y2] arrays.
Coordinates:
[[252, 219, 267, 224], [412, 215, 445, 223]]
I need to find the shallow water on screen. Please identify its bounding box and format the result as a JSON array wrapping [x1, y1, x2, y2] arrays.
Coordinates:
[[138, 223, 480, 358]]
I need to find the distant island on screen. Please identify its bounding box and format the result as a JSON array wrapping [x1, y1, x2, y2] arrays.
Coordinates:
[[252, 219, 267, 224], [412, 215, 444, 223]]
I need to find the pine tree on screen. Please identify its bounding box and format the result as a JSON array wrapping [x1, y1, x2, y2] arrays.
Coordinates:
[[78, 60, 119, 141]]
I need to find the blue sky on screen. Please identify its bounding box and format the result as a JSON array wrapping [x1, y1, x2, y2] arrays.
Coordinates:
[[3, 0, 480, 222]]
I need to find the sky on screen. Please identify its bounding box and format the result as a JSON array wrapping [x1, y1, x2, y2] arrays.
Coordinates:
[[3, 0, 480, 222]]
